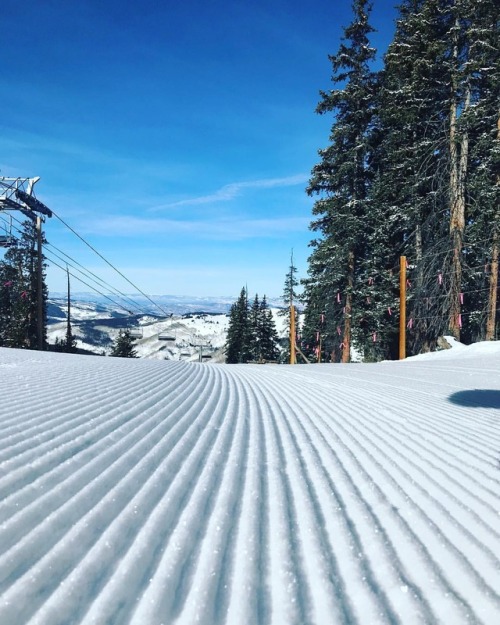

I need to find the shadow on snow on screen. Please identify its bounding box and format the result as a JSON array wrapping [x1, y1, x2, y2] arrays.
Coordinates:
[[448, 389, 500, 409]]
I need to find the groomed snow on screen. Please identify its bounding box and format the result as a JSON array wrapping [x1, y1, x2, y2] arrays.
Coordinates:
[[0, 343, 499, 624]]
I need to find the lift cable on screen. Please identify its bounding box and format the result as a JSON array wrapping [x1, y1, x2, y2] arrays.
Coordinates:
[[1, 214, 150, 317], [0, 214, 155, 318], [44, 244, 146, 316], [51, 210, 171, 317], [43, 241, 147, 315], [43, 250, 141, 314]]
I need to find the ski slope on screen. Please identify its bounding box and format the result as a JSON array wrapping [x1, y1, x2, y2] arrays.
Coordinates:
[[0, 344, 499, 624]]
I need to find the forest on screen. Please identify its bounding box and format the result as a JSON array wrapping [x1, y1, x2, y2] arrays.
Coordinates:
[[299, 0, 499, 362]]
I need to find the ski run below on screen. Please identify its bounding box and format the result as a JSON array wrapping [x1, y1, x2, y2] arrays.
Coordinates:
[[0, 342, 499, 625]]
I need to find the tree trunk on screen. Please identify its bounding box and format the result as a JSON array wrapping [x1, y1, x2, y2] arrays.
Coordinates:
[[485, 229, 498, 340], [415, 224, 430, 351], [341, 250, 355, 363], [486, 112, 500, 340], [448, 43, 469, 339]]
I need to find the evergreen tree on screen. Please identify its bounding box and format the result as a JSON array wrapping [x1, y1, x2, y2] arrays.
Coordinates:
[[64, 323, 78, 353], [110, 329, 138, 358], [0, 262, 18, 347], [225, 287, 252, 363], [300, 275, 327, 361], [305, 0, 378, 362], [225, 288, 280, 363], [0, 220, 48, 349], [369, 0, 451, 356], [303, 0, 499, 359], [249, 293, 261, 361], [64, 265, 77, 353], [257, 296, 280, 362], [279, 252, 300, 362], [372, 0, 500, 350], [455, 0, 500, 342]]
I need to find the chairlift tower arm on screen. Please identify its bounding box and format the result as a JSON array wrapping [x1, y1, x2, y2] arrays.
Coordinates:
[[0, 176, 52, 219]]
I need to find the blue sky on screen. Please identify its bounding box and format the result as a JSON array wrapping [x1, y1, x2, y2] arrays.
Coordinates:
[[1, 0, 399, 299]]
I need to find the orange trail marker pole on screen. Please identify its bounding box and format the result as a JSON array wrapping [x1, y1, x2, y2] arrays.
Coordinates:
[[399, 256, 406, 360]]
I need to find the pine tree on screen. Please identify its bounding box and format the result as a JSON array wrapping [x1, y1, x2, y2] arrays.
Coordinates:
[[300, 275, 328, 361], [0, 220, 48, 349], [225, 288, 280, 363], [373, 0, 500, 349], [455, 0, 500, 341], [64, 322, 77, 353], [305, 0, 377, 362], [225, 287, 252, 363], [257, 296, 280, 362], [110, 329, 138, 358], [368, 0, 451, 356], [302, 0, 499, 359], [249, 293, 261, 361], [279, 252, 300, 362], [0, 262, 18, 347], [64, 265, 77, 353]]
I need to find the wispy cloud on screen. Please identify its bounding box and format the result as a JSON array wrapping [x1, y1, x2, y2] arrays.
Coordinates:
[[0, 129, 190, 184], [84, 214, 309, 240], [149, 173, 309, 212]]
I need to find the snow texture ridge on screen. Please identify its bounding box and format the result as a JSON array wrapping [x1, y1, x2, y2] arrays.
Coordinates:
[[0, 345, 499, 624]]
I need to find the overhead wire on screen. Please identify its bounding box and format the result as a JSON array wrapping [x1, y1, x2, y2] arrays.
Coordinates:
[[43, 251, 143, 313], [1, 211, 167, 318], [1, 214, 136, 311], [1, 216, 133, 310], [43, 244, 145, 315], [43, 241, 146, 315], [51, 210, 172, 317]]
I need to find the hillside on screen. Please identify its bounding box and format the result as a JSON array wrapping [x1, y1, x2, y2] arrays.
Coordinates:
[[0, 344, 499, 624], [47, 298, 288, 361]]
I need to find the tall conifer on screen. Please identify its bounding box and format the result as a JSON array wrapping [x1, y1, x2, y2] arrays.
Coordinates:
[[0, 220, 48, 349], [305, 0, 377, 362]]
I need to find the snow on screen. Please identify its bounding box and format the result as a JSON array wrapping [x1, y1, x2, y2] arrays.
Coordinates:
[[0, 342, 499, 624], [47, 300, 289, 362]]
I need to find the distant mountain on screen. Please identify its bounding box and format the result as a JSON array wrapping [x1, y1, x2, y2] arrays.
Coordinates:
[[49, 292, 286, 316], [47, 296, 289, 361]]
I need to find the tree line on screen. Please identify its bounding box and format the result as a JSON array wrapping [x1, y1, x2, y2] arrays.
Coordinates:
[[0, 219, 132, 357], [0, 220, 52, 350], [300, 0, 499, 362], [2, 0, 497, 365], [225, 288, 280, 363]]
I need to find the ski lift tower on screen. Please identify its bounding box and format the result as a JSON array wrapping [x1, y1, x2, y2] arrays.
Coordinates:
[[0, 177, 53, 350]]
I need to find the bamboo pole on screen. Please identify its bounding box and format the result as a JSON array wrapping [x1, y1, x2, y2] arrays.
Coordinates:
[[399, 256, 406, 360]]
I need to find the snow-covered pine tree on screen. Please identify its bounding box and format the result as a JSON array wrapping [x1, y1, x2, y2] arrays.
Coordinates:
[[301, 241, 341, 362], [249, 294, 261, 361], [64, 266, 77, 353], [279, 252, 300, 362], [369, 0, 451, 356], [305, 0, 377, 362], [225, 287, 252, 363], [376, 0, 500, 348], [453, 0, 500, 342], [0, 262, 18, 347], [258, 296, 280, 362], [0, 220, 48, 349], [110, 329, 138, 358]]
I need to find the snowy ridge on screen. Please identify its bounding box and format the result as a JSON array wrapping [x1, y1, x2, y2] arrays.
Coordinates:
[[0, 347, 499, 624]]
